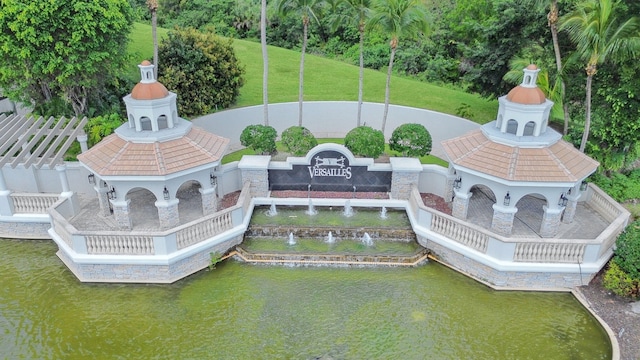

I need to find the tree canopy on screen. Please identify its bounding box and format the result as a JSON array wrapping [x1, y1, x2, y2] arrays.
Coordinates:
[[0, 0, 134, 116], [158, 27, 245, 118]]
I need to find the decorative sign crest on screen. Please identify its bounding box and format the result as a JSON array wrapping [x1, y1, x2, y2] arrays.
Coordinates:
[[268, 144, 391, 192]]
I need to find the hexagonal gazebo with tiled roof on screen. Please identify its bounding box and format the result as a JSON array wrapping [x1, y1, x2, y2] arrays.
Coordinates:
[[78, 61, 229, 230], [442, 65, 599, 237]]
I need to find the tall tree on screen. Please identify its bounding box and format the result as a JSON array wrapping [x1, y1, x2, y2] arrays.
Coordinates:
[[329, 0, 372, 127], [0, 0, 134, 116], [147, 0, 159, 78], [368, 0, 430, 133], [560, 0, 640, 152], [276, 0, 324, 126], [261, 0, 270, 125], [536, 0, 571, 134]]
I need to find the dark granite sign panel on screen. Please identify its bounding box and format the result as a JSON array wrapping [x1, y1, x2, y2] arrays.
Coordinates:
[[268, 149, 391, 192]]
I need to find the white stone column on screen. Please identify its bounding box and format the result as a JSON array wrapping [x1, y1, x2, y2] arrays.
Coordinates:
[[491, 204, 518, 235], [562, 191, 581, 224], [452, 191, 472, 220], [112, 199, 132, 230], [238, 155, 271, 197], [76, 133, 89, 153], [390, 158, 422, 200], [96, 185, 112, 217], [0, 169, 14, 216], [540, 206, 563, 238], [156, 199, 180, 230], [56, 163, 79, 215], [200, 186, 217, 215]]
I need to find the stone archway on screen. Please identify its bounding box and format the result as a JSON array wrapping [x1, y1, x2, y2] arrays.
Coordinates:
[[126, 187, 160, 229], [177, 180, 204, 223], [513, 193, 547, 237], [465, 184, 496, 229]]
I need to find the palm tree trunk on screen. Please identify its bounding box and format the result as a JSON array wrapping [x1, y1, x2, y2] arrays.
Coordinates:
[[580, 74, 593, 152], [548, 0, 569, 134], [152, 9, 158, 78], [261, 0, 269, 126], [357, 23, 364, 127], [382, 45, 396, 134], [298, 19, 308, 127]]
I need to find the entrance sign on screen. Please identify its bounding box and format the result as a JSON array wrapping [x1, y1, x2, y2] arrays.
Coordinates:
[[268, 144, 391, 192]]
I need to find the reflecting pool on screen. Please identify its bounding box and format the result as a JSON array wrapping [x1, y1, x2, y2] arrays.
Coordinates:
[[1, 239, 611, 359]]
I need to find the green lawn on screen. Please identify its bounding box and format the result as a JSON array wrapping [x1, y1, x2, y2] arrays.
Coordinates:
[[128, 22, 497, 124], [128, 22, 496, 165]]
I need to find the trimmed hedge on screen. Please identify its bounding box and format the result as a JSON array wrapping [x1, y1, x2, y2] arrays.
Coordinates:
[[281, 126, 317, 156], [389, 123, 432, 157], [240, 124, 277, 155], [344, 126, 384, 158]]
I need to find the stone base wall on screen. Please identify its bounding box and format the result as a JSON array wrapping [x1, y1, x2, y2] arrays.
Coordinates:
[[0, 220, 51, 239], [57, 234, 243, 283], [419, 236, 594, 289]]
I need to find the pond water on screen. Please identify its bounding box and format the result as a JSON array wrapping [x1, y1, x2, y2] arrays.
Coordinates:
[[1, 239, 611, 359]]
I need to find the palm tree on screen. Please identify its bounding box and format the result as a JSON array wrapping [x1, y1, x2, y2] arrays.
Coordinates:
[[368, 0, 429, 134], [560, 0, 640, 152], [535, 0, 571, 134], [328, 0, 372, 127], [146, 0, 159, 78], [261, 0, 269, 126], [276, 0, 324, 126]]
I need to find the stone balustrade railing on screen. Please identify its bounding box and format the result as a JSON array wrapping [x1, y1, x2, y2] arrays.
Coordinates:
[[10, 193, 59, 213], [513, 242, 585, 263], [430, 213, 489, 253], [586, 184, 625, 223], [407, 185, 627, 265], [49, 181, 252, 256], [86, 235, 155, 255], [176, 211, 234, 250]]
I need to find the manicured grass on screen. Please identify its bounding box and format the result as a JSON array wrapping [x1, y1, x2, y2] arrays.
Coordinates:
[[128, 22, 497, 123]]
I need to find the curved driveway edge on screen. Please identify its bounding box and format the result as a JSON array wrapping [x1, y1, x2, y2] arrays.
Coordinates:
[[192, 101, 481, 159]]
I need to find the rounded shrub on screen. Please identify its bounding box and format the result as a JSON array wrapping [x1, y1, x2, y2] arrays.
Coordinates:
[[281, 126, 317, 156], [158, 27, 245, 117], [603, 262, 640, 299], [344, 126, 385, 158], [240, 124, 277, 155], [612, 221, 640, 279], [389, 123, 432, 157]]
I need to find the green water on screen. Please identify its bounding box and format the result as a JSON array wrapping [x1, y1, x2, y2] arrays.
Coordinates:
[[1, 239, 611, 359], [251, 206, 411, 228], [243, 237, 422, 255]]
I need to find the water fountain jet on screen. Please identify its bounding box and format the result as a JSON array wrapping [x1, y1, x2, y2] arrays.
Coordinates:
[[361, 232, 373, 246], [380, 206, 387, 219], [325, 232, 335, 244], [266, 202, 278, 217], [287, 232, 296, 245], [343, 200, 354, 217], [306, 198, 317, 215]]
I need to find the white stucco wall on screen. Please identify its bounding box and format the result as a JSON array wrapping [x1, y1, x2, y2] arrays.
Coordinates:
[[192, 101, 481, 159]]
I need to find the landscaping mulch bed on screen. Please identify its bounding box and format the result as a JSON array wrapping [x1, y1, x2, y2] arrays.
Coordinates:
[[219, 189, 639, 359], [575, 271, 640, 360]]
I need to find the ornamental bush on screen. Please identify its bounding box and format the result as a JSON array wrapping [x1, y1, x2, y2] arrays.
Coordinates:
[[240, 124, 277, 155], [603, 262, 640, 299], [344, 126, 384, 158], [603, 220, 640, 299], [612, 221, 640, 279], [158, 27, 245, 118], [389, 123, 432, 157], [281, 126, 317, 156]]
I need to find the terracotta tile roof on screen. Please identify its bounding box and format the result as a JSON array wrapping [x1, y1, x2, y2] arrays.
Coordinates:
[[442, 130, 599, 182], [78, 126, 229, 176]]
